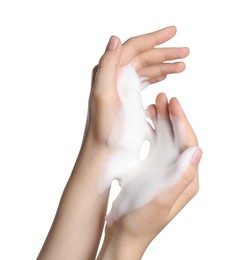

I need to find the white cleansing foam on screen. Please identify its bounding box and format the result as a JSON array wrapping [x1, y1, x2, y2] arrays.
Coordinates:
[[97, 65, 149, 192], [97, 64, 198, 226]]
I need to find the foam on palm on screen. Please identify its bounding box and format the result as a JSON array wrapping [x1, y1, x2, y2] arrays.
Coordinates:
[[97, 65, 198, 226]]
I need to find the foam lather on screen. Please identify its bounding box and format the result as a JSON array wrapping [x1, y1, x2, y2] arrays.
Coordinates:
[[97, 64, 198, 226]]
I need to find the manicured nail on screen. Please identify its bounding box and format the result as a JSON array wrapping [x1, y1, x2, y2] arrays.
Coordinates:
[[106, 36, 119, 51], [191, 148, 203, 166]]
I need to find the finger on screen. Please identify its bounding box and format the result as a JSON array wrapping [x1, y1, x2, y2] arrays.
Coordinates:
[[169, 97, 198, 150], [144, 104, 157, 148], [155, 92, 170, 121], [167, 173, 199, 223], [175, 147, 202, 189], [155, 147, 202, 207], [166, 147, 202, 220], [121, 26, 177, 65], [146, 104, 157, 128], [133, 47, 190, 70], [146, 104, 157, 122], [93, 36, 122, 94], [138, 62, 186, 79], [140, 75, 167, 90]]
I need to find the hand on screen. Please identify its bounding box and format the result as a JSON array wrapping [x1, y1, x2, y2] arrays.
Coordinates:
[[84, 26, 189, 150], [37, 27, 192, 260], [100, 94, 202, 258]]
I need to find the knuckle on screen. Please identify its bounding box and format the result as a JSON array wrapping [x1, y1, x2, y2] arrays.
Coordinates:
[[192, 183, 199, 196], [98, 55, 106, 68], [185, 183, 199, 201], [125, 37, 135, 46], [182, 175, 199, 201], [90, 89, 118, 107], [154, 193, 173, 209], [125, 37, 141, 56], [182, 170, 196, 186], [91, 91, 108, 104], [160, 64, 166, 75], [192, 176, 200, 196]]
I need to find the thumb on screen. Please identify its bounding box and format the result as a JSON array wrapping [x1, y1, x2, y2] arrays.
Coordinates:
[[176, 146, 202, 180], [93, 36, 122, 92], [161, 147, 202, 205]]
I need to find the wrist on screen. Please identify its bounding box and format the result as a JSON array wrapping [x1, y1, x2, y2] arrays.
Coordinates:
[[97, 229, 146, 260]]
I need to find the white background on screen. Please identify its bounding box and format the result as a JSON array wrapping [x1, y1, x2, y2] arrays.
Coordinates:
[[0, 0, 248, 259]]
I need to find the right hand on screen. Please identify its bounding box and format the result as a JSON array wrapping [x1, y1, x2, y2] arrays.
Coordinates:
[[83, 26, 190, 150]]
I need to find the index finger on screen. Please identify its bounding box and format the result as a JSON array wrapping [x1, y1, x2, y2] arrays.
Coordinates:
[[169, 97, 198, 151], [121, 26, 177, 65]]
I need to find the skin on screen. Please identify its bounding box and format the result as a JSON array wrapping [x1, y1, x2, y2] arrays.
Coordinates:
[[97, 94, 202, 260], [37, 26, 201, 260]]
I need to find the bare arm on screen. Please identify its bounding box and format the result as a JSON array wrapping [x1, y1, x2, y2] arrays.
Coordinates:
[[37, 26, 190, 260]]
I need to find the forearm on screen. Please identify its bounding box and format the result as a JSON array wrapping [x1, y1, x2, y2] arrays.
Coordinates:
[[37, 141, 110, 260]]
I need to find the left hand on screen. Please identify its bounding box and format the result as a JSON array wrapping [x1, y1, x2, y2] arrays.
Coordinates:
[[101, 94, 202, 255]]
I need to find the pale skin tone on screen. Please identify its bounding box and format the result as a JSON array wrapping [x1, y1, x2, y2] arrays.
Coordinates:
[[97, 94, 201, 259], [37, 26, 202, 260]]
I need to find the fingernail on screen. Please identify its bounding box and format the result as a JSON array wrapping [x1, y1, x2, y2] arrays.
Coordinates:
[[191, 148, 203, 166], [106, 36, 119, 51]]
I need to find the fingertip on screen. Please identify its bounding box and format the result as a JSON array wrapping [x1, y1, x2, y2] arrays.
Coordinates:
[[183, 47, 190, 56], [168, 25, 177, 33], [176, 62, 186, 72], [159, 25, 177, 39], [155, 92, 171, 119], [177, 146, 200, 182], [98, 36, 122, 70], [156, 92, 168, 105], [169, 98, 198, 148], [191, 148, 203, 167], [106, 35, 121, 51], [169, 97, 184, 118], [168, 25, 177, 36], [146, 104, 157, 120]]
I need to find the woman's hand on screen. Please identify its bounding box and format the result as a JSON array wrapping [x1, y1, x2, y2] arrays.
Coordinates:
[[37, 26, 192, 260], [84, 26, 189, 150], [97, 94, 202, 260]]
